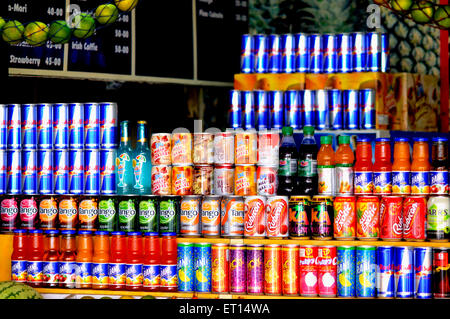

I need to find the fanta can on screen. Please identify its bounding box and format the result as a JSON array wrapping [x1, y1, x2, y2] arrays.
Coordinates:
[[194, 243, 212, 292], [108, 231, 127, 290], [143, 232, 160, 292], [75, 230, 93, 289], [125, 232, 143, 290], [411, 138, 430, 194], [177, 242, 194, 292], [92, 231, 110, 290], [392, 137, 411, 195]]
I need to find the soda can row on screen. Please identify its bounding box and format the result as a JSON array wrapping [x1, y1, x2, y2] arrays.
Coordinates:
[[0, 103, 118, 150], [177, 242, 212, 292]]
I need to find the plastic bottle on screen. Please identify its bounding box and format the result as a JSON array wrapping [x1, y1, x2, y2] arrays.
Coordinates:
[[75, 230, 93, 289], [59, 230, 77, 289], [11, 229, 28, 283], [298, 126, 318, 195], [132, 121, 152, 195], [373, 138, 392, 195], [411, 137, 430, 195], [354, 137, 373, 194], [109, 231, 127, 291], [43, 230, 60, 288], [431, 137, 449, 194], [126, 232, 144, 291], [116, 121, 134, 195], [278, 126, 299, 195], [143, 232, 161, 292], [317, 135, 335, 195], [26, 230, 44, 288], [92, 231, 110, 290], [335, 135, 354, 195], [392, 137, 411, 195], [160, 232, 177, 292]]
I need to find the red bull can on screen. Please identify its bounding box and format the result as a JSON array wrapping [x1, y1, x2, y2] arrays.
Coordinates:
[[84, 103, 100, 149], [269, 90, 285, 130], [254, 34, 268, 74], [343, 90, 359, 129], [54, 150, 69, 195], [0, 150, 6, 194], [414, 247, 432, 299], [337, 33, 352, 73], [37, 150, 53, 195], [351, 32, 367, 72], [7, 150, 21, 194], [21, 104, 37, 149], [308, 34, 322, 74], [21, 150, 37, 195], [268, 34, 281, 73], [394, 246, 414, 298], [69, 103, 84, 149], [285, 90, 301, 130], [294, 33, 309, 73], [240, 34, 254, 74], [242, 91, 255, 130], [85, 149, 100, 195], [229, 90, 242, 129], [377, 246, 395, 298], [53, 103, 69, 149], [37, 104, 53, 149], [315, 90, 329, 130], [69, 149, 84, 195], [0, 104, 7, 149], [100, 102, 118, 149], [100, 149, 117, 195], [328, 89, 342, 130], [381, 33, 389, 72], [281, 34, 295, 73], [322, 34, 337, 74], [300, 90, 315, 127], [7, 104, 21, 150], [366, 32, 382, 72], [255, 90, 269, 130], [358, 89, 376, 129]]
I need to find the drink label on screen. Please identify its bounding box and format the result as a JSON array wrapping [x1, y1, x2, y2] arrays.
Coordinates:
[[59, 261, 76, 286], [279, 157, 297, 176], [75, 262, 92, 286], [119, 200, 137, 232], [430, 171, 449, 194], [20, 199, 38, 225], [139, 200, 157, 232], [39, 199, 58, 228], [1, 199, 19, 225], [298, 159, 317, 177], [98, 199, 117, 231], [160, 264, 177, 288], [159, 200, 176, 233], [43, 261, 59, 285], [108, 263, 126, 287], [78, 199, 98, 229], [373, 171, 392, 194], [318, 166, 335, 195], [92, 262, 109, 286], [392, 171, 410, 194], [58, 199, 78, 229], [336, 165, 353, 194], [26, 261, 43, 283], [126, 263, 143, 287], [11, 260, 27, 282], [143, 264, 160, 288], [354, 171, 373, 194], [411, 171, 430, 194], [427, 201, 450, 232]]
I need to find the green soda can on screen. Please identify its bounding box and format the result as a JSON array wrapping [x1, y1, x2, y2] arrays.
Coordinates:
[[118, 195, 138, 232], [159, 195, 180, 234], [98, 195, 119, 232], [138, 195, 159, 233]]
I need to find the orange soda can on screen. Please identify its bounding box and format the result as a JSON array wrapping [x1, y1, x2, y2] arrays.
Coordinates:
[[151, 133, 172, 165], [39, 195, 59, 230], [172, 165, 193, 195], [282, 244, 299, 296], [235, 130, 257, 164], [171, 132, 192, 164], [234, 164, 256, 196], [333, 196, 356, 240], [58, 195, 78, 230], [201, 195, 221, 237], [179, 195, 201, 237], [78, 196, 98, 231], [151, 165, 172, 195], [211, 244, 229, 293], [264, 244, 282, 295], [356, 196, 380, 240], [220, 196, 245, 238]]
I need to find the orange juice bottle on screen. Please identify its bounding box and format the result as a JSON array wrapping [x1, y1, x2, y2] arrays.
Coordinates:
[[335, 135, 354, 195], [75, 230, 93, 289], [373, 138, 392, 195], [317, 135, 335, 195], [411, 137, 430, 194], [109, 231, 127, 290], [26, 230, 44, 288], [126, 232, 144, 291], [59, 230, 77, 288], [392, 137, 411, 195], [354, 137, 373, 194], [92, 231, 110, 289]]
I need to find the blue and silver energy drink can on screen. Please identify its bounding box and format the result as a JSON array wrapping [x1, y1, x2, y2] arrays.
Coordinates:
[[254, 90, 269, 130], [84, 149, 100, 195], [84, 103, 100, 149], [7, 149, 21, 194], [269, 90, 285, 130], [37, 149, 53, 195], [285, 90, 301, 130], [414, 247, 432, 299], [315, 90, 329, 130], [381, 33, 390, 72], [377, 246, 395, 298], [254, 34, 268, 74], [308, 34, 323, 73], [351, 32, 367, 72], [21, 104, 37, 149], [328, 89, 343, 130], [268, 34, 281, 73], [69, 103, 84, 149], [295, 33, 309, 73], [300, 90, 316, 127], [337, 33, 352, 73], [54, 149, 69, 195], [0, 104, 7, 150], [281, 34, 295, 73], [366, 32, 382, 72], [69, 149, 84, 195], [322, 33, 337, 74], [242, 91, 255, 130], [394, 246, 414, 299], [0, 150, 6, 194], [343, 90, 359, 130], [359, 89, 376, 129], [53, 103, 69, 150], [21, 150, 37, 195], [229, 90, 242, 129], [37, 104, 53, 149], [100, 149, 117, 195], [240, 34, 254, 74], [7, 104, 22, 150], [100, 102, 118, 149]]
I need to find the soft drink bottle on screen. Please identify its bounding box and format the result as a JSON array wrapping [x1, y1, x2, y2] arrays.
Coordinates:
[[126, 232, 144, 291], [116, 121, 134, 195], [132, 121, 152, 195], [75, 230, 93, 289], [335, 135, 354, 195], [431, 137, 449, 194], [278, 126, 299, 195], [11, 229, 28, 283], [109, 231, 127, 290], [354, 137, 373, 194], [317, 135, 335, 195], [392, 137, 411, 195], [411, 138, 430, 195], [59, 230, 77, 288], [373, 138, 392, 195], [297, 126, 318, 195], [43, 230, 60, 288], [92, 231, 110, 289], [143, 232, 161, 292], [160, 232, 178, 292], [26, 230, 44, 288]]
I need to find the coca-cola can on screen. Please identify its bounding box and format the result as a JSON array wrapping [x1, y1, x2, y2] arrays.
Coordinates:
[[403, 196, 427, 241], [317, 246, 337, 297], [256, 165, 278, 195], [379, 196, 403, 241], [220, 195, 245, 238], [266, 196, 289, 239], [299, 245, 318, 297], [244, 196, 266, 237]]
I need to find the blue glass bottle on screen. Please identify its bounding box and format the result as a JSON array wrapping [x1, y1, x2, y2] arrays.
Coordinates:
[[132, 121, 152, 195], [115, 121, 134, 195]]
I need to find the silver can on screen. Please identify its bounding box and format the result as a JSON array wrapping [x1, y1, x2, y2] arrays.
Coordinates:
[[179, 195, 201, 237], [220, 195, 245, 238]]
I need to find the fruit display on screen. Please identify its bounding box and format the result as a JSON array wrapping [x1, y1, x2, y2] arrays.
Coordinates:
[[0, 281, 42, 299]]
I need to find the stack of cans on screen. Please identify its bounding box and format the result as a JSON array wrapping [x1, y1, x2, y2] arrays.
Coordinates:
[[241, 32, 389, 74], [229, 89, 376, 131], [0, 102, 118, 196]]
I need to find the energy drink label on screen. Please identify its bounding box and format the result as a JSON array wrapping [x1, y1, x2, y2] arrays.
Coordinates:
[[392, 171, 410, 195], [411, 137, 430, 195], [37, 104, 52, 149], [84, 103, 100, 149], [100, 102, 118, 149], [21, 104, 37, 149], [68, 103, 84, 149], [354, 172, 373, 194], [53, 103, 69, 149]]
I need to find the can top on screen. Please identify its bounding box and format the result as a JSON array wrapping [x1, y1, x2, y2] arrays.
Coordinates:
[[161, 232, 177, 237], [28, 230, 43, 234], [45, 230, 60, 235], [337, 246, 355, 249], [264, 244, 281, 248], [127, 232, 142, 236], [13, 229, 27, 234], [78, 230, 93, 235], [394, 137, 409, 142], [194, 243, 211, 247], [95, 231, 110, 236], [356, 245, 376, 249], [144, 232, 159, 237], [60, 230, 76, 235], [111, 231, 126, 236], [246, 244, 264, 248]]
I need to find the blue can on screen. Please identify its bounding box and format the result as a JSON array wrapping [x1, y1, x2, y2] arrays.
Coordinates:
[[285, 90, 301, 130], [7, 149, 21, 194], [315, 90, 329, 130], [37, 104, 53, 150], [337, 246, 356, 298], [366, 32, 382, 72], [229, 90, 242, 129], [308, 34, 323, 73], [53, 103, 69, 150], [21, 150, 37, 195], [381, 33, 390, 72], [0, 150, 6, 194], [100, 149, 117, 195], [0, 104, 7, 150], [7, 104, 21, 150], [21, 104, 37, 149], [351, 32, 367, 72], [242, 91, 255, 130], [177, 243, 194, 292], [68, 103, 84, 149], [377, 246, 395, 298], [84, 149, 100, 195], [269, 90, 284, 130], [359, 89, 376, 129], [322, 34, 337, 74], [268, 34, 281, 73], [328, 89, 342, 130], [240, 34, 254, 74], [254, 34, 268, 74], [356, 246, 376, 298], [343, 90, 359, 129], [281, 34, 295, 73], [100, 102, 118, 149], [394, 246, 414, 298], [254, 90, 269, 130], [84, 103, 100, 149], [54, 150, 69, 195], [300, 90, 316, 127], [37, 150, 53, 195], [294, 33, 309, 73], [337, 33, 353, 73], [69, 149, 84, 195], [414, 247, 432, 299], [194, 243, 211, 292]]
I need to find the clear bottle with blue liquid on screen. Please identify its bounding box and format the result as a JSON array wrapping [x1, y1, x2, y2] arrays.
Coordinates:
[[116, 121, 134, 195], [132, 121, 152, 195]]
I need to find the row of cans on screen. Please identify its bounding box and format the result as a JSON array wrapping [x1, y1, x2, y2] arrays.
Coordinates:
[[229, 89, 376, 131], [0, 149, 116, 196], [0, 103, 118, 150], [240, 32, 389, 74]]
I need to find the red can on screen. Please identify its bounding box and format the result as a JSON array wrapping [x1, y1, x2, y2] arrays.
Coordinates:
[[333, 196, 356, 240], [299, 245, 318, 297], [402, 196, 427, 241], [244, 196, 266, 237], [266, 196, 289, 239], [256, 165, 278, 195], [356, 196, 380, 240], [317, 246, 337, 297], [282, 245, 299, 296], [264, 245, 282, 295], [379, 196, 404, 241], [433, 248, 450, 299]]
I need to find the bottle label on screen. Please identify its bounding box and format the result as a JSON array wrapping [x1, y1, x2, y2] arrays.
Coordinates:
[[75, 262, 92, 286], [160, 264, 177, 288], [143, 264, 160, 288], [373, 171, 392, 194], [98, 200, 117, 231], [11, 260, 27, 282], [133, 154, 148, 190], [411, 171, 430, 194], [354, 171, 373, 194], [317, 166, 335, 195], [298, 159, 317, 177], [26, 261, 43, 283], [335, 165, 353, 194], [392, 171, 411, 194], [92, 262, 109, 286], [279, 158, 297, 176], [108, 263, 126, 287], [20, 199, 38, 225], [430, 171, 449, 194], [43, 261, 59, 285], [126, 263, 143, 287], [59, 261, 76, 286]]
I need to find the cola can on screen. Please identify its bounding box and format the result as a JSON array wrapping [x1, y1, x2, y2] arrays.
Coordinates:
[[402, 196, 427, 241], [220, 196, 244, 238], [201, 195, 221, 238], [244, 196, 266, 238], [266, 196, 289, 239], [379, 196, 403, 241]]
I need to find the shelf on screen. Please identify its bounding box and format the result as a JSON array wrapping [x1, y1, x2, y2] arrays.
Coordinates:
[[36, 288, 193, 299], [294, 129, 389, 136]]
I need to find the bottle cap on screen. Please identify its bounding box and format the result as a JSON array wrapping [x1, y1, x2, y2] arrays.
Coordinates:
[[28, 229, 43, 234], [282, 126, 293, 136], [432, 137, 448, 143], [303, 126, 314, 135], [144, 232, 159, 237], [339, 135, 351, 144], [13, 229, 27, 234], [111, 231, 126, 236], [356, 137, 371, 143], [78, 230, 93, 235], [126, 232, 142, 236], [60, 230, 76, 235], [394, 137, 409, 142], [375, 138, 390, 143], [94, 231, 110, 236], [413, 137, 428, 142], [320, 135, 333, 144], [45, 230, 60, 235], [161, 232, 177, 237]]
